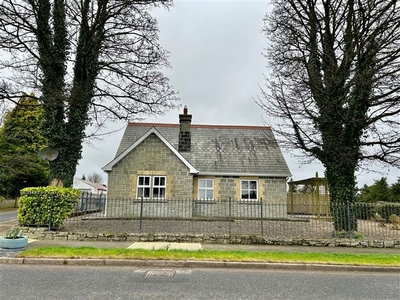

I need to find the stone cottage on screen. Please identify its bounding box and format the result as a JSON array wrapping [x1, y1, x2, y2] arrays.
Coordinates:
[[102, 107, 291, 218]]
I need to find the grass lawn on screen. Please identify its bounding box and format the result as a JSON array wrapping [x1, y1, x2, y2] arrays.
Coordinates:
[[17, 246, 400, 266]]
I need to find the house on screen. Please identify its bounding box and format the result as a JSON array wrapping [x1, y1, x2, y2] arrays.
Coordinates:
[[72, 178, 107, 196], [102, 107, 291, 218]]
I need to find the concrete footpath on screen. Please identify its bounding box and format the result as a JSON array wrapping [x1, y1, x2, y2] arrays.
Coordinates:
[[0, 238, 399, 273]]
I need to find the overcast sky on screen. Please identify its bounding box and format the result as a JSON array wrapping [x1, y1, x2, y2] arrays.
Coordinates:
[[75, 0, 399, 187]]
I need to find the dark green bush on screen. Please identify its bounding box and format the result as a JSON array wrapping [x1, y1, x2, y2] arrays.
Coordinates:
[[18, 186, 80, 228]]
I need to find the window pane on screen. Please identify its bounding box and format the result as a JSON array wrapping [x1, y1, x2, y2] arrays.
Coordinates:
[[160, 177, 165, 185], [138, 177, 144, 185], [200, 190, 206, 199], [153, 188, 159, 197], [144, 177, 150, 185], [199, 179, 206, 188], [153, 187, 165, 199], [154, 177, 159, 185], [138, 187, 143, 198], [241, 181, 248, 189], [250, 181, 257, 190], [206, 180, 213, 188], [206, 190, 213, 199]]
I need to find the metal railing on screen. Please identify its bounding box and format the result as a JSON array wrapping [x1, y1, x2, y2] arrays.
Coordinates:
[[75, 191, 106, 214], [63, 196, 400, 240]]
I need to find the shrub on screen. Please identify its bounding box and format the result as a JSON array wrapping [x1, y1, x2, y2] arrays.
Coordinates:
[[18, 186, 80, 228], [5, 226, 24, 239]]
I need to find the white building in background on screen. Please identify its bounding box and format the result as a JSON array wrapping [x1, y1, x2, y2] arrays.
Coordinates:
[[72, 178, 107, 196]]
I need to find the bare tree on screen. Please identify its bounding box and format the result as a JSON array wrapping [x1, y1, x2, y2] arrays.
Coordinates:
[[0, 0, 179, 187], [86, 172, 103, 184], [0, 100, 10, 126], [258, 0, 400, 231]]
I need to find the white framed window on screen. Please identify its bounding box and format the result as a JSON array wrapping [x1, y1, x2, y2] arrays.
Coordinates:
[[137, 176, 151, 198], [198, 179, 214, 200], [241, 180, 258, 201], [152, 176, 166, 199], [137, 176, 166, 199]]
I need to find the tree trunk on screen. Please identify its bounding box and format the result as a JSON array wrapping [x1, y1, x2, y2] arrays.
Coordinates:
[[325, 162, 358, 233], [41, 0, 101, 188]]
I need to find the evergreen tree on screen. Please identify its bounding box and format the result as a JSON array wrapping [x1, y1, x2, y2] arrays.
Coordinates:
[[356, 178, 391, 203], [389, 179, 400, 203], [0, 94, 49, 197]]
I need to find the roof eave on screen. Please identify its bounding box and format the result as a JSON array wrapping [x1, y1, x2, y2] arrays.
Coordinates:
[[196, 172, 292, 178]]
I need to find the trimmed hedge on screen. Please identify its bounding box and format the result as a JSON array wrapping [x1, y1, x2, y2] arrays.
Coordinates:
[[18, 186, 80, 228]]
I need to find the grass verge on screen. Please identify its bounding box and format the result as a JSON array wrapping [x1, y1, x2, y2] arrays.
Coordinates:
[[16, 246, 400, 266]]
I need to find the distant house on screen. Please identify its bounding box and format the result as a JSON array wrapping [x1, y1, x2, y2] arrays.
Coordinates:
[[72, 178, 107, 196], [102, 107, 291, 218]]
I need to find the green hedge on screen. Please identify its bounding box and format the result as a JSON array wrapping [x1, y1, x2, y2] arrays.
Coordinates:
[[18, 186, 80, 228]]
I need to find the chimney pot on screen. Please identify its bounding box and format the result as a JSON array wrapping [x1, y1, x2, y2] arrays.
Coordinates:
[[183, 105, 188, 115]]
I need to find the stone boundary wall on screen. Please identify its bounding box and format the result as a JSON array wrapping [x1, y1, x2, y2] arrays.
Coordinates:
[[0, 199, 18, 209], [22, 227, 400, 249]]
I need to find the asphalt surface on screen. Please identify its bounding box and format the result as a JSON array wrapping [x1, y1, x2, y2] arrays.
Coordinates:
[[2, 265, 400, 300]]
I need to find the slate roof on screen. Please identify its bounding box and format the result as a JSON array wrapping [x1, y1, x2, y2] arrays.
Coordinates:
[[82, 180, 107, 191], [104, 122, 291, 177]]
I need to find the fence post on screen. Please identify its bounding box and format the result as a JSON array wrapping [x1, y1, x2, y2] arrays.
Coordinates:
[[346, 200, 352, 237], [260, 198, 263, 236], [228, 197, 232, 236], [139, 196, 144, 232], [79, 191, 84, 211], [48, 192, 55, 231]]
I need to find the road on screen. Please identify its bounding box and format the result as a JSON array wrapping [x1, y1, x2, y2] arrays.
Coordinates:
[[0, 210, 18, 236], [0, 265, 399, 300], [0, 210, 17, 222]]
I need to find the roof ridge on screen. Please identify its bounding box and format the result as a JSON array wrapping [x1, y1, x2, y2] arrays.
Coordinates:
[[127, 122, 271, 130]]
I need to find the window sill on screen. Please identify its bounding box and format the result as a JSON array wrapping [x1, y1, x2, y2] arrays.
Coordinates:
[[133, 199, 168, 203]]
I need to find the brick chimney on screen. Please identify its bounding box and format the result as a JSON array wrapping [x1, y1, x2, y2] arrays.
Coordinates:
[[179, 106, 192, 152]]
